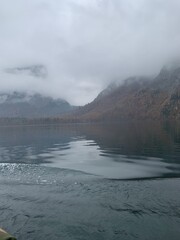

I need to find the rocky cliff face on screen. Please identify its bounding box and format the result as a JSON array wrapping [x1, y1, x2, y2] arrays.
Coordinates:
[[72, 66, 180, 121]]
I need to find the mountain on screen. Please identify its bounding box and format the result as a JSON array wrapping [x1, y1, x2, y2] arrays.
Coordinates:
[[1, 64, 180, 122], [68, 65, 180, 121], [0, 92, 76, 118]]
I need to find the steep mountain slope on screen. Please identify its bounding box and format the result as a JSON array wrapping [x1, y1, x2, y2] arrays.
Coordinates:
[[0, 92, 76, 118], [71, 66, 180, 121]]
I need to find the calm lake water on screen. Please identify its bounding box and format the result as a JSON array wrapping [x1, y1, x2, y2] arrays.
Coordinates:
[[0, 122, 180, 239]]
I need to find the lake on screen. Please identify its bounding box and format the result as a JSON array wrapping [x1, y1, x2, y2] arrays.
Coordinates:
[[0, 121, 180, 240]]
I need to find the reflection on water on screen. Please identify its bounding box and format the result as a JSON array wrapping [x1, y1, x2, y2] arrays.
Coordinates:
[[0, 122, 180, 240], [0, 121, 180, 179]]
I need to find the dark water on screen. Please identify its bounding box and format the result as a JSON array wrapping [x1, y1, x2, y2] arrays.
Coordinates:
[[0, 122, 180, 239]]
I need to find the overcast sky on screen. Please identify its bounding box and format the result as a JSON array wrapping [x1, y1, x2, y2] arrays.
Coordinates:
[[0, 0, 180, 105]]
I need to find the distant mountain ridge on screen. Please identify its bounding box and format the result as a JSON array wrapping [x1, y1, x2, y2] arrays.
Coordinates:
[[67, 65, 180, 121], [1, 63, 180, 122], [0, 92, 76, 118]]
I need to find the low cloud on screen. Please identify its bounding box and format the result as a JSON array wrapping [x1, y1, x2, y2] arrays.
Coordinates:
[[0, 0, 180, 105]]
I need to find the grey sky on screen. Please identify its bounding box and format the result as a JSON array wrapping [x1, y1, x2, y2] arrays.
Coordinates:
[[0, 0, 180, 105]]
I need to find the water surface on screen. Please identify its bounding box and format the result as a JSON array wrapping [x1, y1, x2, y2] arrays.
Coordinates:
[[0, 122, 180, 239]]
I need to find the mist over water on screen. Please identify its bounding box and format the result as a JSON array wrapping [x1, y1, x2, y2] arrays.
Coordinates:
[[0, 122, 180, 239]]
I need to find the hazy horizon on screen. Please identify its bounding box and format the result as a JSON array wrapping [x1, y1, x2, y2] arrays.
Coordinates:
[[0, 0, 180, 105]]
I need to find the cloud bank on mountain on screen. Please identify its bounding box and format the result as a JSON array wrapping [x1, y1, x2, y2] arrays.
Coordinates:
[[0, 0, 180, 105]]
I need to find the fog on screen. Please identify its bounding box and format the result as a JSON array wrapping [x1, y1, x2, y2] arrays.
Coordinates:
[[0, 0, 180, 105]]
